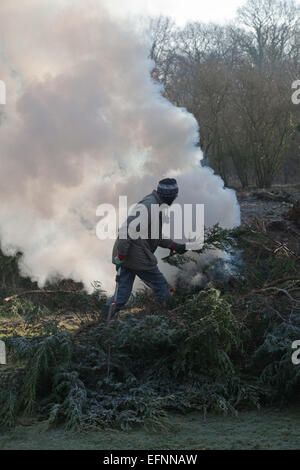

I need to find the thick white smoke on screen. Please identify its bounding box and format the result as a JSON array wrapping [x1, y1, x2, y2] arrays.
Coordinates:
[[0, 1, 240, 293]]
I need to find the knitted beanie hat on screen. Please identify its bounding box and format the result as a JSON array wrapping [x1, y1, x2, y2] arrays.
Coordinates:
[[157, 178, 179, 202]]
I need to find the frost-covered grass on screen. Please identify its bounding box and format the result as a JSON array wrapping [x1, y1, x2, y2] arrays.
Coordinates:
[[0, 408, 299, 450]]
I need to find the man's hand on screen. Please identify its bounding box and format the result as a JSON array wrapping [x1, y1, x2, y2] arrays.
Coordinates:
[[113, 254, 126, 270], [171, 243, 187, 255]]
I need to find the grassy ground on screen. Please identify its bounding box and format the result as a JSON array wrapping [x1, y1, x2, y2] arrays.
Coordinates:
[[0, 408, 299, 450]]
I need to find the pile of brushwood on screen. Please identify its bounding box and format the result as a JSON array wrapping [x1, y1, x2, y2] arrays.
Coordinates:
[[0, 221, 299, 431]]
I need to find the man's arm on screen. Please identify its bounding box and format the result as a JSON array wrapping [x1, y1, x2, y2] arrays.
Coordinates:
[[155, 207, 187, 253], [158, 238, 175, 250], [158, 239, 186, 254], [117, 203, 148, 258]]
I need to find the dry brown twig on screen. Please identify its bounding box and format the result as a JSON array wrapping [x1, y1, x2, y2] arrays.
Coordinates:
[[243, 278, 300, 300], [260, 287, 300, 304], [244, 221, 300, 261], [3, 289, 84, 303]]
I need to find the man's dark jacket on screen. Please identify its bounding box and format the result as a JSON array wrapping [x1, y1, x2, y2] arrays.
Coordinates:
[[112, 190, 175, 271]]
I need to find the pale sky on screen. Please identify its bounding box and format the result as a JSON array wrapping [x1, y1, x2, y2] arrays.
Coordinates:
[[106, 0, 245, 25], [6, 1, 245, 26]]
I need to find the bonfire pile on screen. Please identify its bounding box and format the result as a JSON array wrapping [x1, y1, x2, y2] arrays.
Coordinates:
[[0, 214, 299, 430]]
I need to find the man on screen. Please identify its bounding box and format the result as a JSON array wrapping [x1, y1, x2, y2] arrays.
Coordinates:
[[101, 178, 186, 320]]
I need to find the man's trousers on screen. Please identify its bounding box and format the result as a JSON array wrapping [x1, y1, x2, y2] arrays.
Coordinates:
[[105, 266, 173, 314]]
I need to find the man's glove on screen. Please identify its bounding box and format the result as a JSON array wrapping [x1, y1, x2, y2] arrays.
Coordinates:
[[113, 254, 126, 270], [171, 243, 187, 255]]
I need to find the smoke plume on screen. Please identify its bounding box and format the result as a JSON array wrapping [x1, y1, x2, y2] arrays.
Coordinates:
[[0, 0, 240, 292]]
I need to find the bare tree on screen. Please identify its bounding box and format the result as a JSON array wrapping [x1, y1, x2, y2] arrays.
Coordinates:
[[148, 16, 178, 85], [147, 4, 300, 188], [236, 0, 300, 68], [223, 65, 295, 187]]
